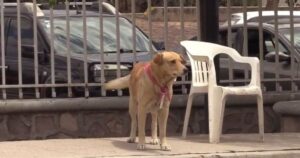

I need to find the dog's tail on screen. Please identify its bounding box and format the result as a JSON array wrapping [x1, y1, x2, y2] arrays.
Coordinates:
[[104, 75, 130, 90]]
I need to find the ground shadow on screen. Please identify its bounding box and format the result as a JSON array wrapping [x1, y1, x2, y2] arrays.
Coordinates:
[[110, 138, 169, 155]]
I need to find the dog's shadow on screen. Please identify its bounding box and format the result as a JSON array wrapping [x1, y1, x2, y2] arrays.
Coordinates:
[[111, 139, 167, 154]]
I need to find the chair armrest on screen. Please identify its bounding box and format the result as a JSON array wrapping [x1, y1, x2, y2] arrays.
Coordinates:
[[226, 55, 261, 87]]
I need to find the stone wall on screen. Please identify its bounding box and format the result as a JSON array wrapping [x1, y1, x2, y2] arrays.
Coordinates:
[[0, 105, 278, 141], [280, 116, 300, 132]]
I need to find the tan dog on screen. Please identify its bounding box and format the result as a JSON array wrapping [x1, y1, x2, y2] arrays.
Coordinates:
[[104, 51, 186, 151]]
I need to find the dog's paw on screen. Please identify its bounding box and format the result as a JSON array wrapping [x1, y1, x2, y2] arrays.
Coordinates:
[[160, 144, 171, 151], [127, 137, 136, 143], [137, 144, 146, 150], [149, 138, 159, 145]]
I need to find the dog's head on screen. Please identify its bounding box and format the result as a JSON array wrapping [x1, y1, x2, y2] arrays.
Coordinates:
[[153, 51, 187, 78]]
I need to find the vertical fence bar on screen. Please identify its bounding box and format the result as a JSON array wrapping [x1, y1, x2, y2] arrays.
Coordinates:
[[33, 0, 40, 98], [289, 0, 297, 92], [163, 0, 168, 49], [196, 0, 200, 40], [243, 0, 249, 79], [242, 0, 249, 83], [0, 0, 6, 99], [242, 0, 248, 56], [258, 0, 265, 91], [180, 0, 185, 42], [226, 0, 234, 85], [82, 0, 89, 97], [115, 0, 122, 96], [50, 7, 56, 98], [226, 0, 232, 47], [131, 0, 137, 62], [274, 3, 281, 92], [147, 0, 153, 54], [17, 0, 23, 99], [66, 1, 72, 97], [179, 0, 187, 94], [99, 0, 106, 96]]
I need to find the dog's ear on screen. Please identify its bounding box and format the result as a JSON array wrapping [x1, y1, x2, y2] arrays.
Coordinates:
[[154, 53, 164, 65], [180, 54, 186, 64]]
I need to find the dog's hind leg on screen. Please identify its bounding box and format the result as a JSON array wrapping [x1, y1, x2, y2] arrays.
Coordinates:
[[150, 112, 159, 145], [127, 97, 137, 143]]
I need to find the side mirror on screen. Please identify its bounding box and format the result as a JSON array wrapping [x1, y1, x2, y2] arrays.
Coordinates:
[[265, 51, 290, 62], [153, 41, 165, 50]]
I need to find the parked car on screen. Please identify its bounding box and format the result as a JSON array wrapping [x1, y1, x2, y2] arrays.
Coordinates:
[[223, 11, 300, 26], [217, 21, 300, 104], [186, 18, 300, 105], [0, 3, 163, 99]]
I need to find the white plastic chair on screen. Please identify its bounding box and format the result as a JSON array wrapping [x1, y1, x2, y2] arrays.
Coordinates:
[[181, 40, 264, 143]]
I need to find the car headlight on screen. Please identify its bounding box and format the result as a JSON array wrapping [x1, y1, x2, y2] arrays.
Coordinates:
[[91, 64, 131, 83], [92, 64, 102, 83]]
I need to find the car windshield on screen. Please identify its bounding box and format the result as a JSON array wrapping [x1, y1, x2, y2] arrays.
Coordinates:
[[39, 16, 153, 54], [280, 27, 300, 50]]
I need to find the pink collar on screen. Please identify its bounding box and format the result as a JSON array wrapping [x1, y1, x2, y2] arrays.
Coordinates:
[[144, 63, 171, 102]]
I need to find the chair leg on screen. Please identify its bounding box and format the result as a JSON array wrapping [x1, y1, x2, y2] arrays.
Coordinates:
[[182, 93, 194, 138], [208, 88, 224, 143], [218, 96, 226, 138], [257, 94, 264, 142]]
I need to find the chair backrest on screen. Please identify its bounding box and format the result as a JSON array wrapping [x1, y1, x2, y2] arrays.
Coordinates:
[[181, 40, 244, 86], [186, 52, 209, 87], [181, 40, 241, 60]]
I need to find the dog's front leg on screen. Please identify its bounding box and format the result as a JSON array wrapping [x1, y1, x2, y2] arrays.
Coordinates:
[[137, 106, 147, 150], [158, 105, 171, 151], [150, 112, 159, 145]]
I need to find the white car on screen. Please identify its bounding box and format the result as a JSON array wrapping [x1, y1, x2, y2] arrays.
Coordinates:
[[223, 11, 300, 26]]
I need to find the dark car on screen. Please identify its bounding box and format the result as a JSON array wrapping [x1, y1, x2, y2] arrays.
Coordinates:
[[0, 3, 161, 99]]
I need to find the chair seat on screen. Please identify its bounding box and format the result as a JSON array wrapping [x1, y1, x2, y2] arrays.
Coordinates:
[[190, 84, 208, 93], [220, 85, 261, 95]]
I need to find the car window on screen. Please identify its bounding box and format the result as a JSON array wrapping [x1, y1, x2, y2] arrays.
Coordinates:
[[39, 16, 155, 55], [218, 29, 239, 49], [247, 29, 260, 57], [263, 32, 289, 56], [264, 35, 288, 54], [247, 29, 289, 59], [280, 27, 300, 51], [6, 18, 42, 57]]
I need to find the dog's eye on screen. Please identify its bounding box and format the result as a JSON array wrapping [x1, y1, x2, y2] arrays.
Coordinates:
[[170, 60, 176, 64]]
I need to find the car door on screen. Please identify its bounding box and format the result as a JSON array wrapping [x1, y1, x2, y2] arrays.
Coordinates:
[[256, 29, 297, 91], [219, 27, 296, 91], [6, 16, 45, 98]]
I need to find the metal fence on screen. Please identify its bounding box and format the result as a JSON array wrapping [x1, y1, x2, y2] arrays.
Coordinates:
[[0, 0, 298, 106], [0, 0, 199, 101]]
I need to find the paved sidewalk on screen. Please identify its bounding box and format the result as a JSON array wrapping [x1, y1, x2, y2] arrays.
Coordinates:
[[1, 133, 300, 158]]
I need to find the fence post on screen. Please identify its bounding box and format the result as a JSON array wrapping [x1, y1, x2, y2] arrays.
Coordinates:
[[200, 0, 219, 43], [200, 0, 219, 134]]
